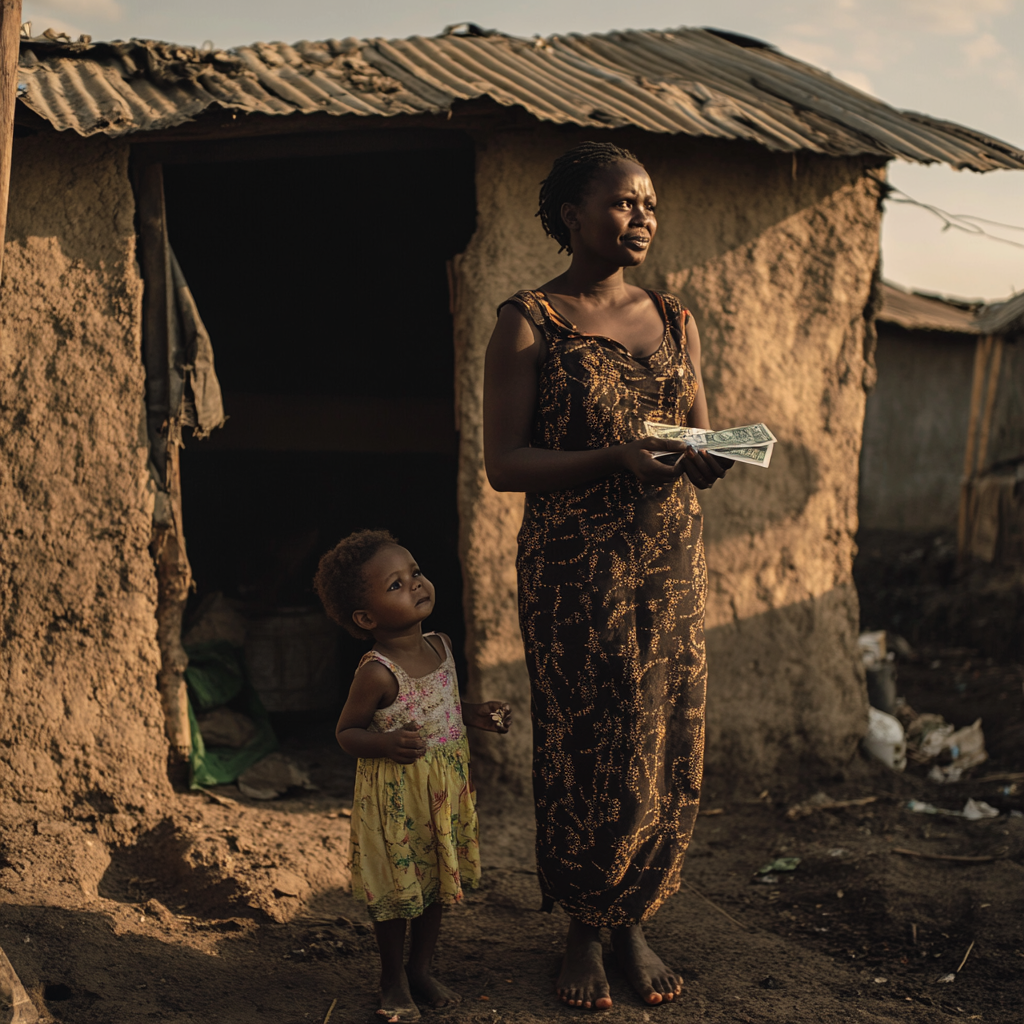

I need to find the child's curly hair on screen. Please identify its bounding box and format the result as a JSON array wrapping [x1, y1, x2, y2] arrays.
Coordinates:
[[314, 529, 397, 640]]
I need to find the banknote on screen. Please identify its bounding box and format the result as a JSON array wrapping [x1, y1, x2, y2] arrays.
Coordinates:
[[647, 422, 777, 449], [644, 420, 776, 469]]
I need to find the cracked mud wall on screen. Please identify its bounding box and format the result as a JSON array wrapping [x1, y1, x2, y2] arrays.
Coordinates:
[[0, 133, 168, 826], [455, 128, 878, 788]]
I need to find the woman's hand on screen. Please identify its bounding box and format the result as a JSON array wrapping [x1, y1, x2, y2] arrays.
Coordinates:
[[381, 722, 427, 764], [619, 439, 732, 489], [463, 701, 512, 734], [677, 448, 732, 490]]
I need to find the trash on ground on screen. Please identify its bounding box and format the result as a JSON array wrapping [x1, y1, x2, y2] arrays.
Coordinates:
[[897, 704, 988, 781], [863, 707, 907, 770], [937, 973, 956, 984], [238, 751, 316, 800], [827, 847, 850, 858], [757, 857, 801, 875], [961, 798, 999, 820], [906, 798, 999, 819], [786, 791, 878, 820]]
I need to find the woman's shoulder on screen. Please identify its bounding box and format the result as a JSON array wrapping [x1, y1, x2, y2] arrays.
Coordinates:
[[496, 289, 547, 324], [647, 289, 690, 322]]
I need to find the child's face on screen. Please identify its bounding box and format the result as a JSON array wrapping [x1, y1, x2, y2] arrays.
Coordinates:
[[354, 544, 435, 635]]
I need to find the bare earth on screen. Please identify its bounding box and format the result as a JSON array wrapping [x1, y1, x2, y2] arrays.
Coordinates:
[[2, 652, 1022, 1024]]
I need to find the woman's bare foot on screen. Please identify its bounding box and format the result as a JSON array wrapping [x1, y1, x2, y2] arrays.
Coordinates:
[[407, 969, 462, 1009], [611, 925, 682, 1005], [557, 918, 613, 1010], [378, 970, 421, 1022]]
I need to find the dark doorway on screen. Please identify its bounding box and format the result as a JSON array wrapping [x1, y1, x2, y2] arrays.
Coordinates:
[[162, 138, 477, 706]]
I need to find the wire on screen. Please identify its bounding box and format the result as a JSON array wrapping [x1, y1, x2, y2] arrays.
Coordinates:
[[880, 183, 1024, 250]]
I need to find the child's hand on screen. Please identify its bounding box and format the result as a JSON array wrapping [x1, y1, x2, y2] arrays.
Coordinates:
[[463, 701, 512, 734], [382, 722, 427, 763]]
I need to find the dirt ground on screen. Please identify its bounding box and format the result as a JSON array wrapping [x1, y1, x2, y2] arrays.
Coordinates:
[[2, 639, 1022, 1024]]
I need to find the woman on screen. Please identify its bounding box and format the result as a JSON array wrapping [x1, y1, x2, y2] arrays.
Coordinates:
[[483, 142, 731, 1011]]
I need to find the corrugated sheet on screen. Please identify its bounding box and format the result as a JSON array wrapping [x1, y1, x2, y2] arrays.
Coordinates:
[[975, 291, 1024, 335], [877, 282, 980, 334], [878, 282, 1024, 337], [16, 27, 1024, 171]]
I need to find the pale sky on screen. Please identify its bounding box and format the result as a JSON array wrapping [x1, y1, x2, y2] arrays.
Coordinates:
[[23, 0, 1024, 300]]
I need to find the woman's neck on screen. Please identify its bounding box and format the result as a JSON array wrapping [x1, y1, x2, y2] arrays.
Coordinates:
[[546, 259, 630, 305]]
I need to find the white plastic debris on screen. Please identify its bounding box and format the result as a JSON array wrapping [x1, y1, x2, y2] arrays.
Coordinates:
[[863, 707, 907, 771], [961, 798, 999, 821]]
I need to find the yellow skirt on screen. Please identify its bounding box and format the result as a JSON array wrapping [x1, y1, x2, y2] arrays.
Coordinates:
[[350, 736, 480, 921]]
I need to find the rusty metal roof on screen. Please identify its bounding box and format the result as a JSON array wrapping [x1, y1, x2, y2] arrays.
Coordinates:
[[878, 282, 1024, 336], [877, 282, 981, 334], [975, 290, 1024, 335], [16, 27, 1024, 170]]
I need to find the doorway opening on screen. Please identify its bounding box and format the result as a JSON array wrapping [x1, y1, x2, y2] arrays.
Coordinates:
[[161, 138, 477, 724]]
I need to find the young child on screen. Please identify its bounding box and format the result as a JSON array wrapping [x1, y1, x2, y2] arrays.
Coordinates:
[[314, 529, 511, 1022]]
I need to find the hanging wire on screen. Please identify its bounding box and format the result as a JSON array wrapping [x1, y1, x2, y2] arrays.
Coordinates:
[[879, 181, 1024, 250]]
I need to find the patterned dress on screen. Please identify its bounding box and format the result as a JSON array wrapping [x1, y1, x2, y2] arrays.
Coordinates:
[[349, 633, 480, 922], [500, 290, 707, 928]]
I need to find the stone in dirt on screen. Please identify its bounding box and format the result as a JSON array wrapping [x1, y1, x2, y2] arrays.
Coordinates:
[[0, 945, 38, 1024]]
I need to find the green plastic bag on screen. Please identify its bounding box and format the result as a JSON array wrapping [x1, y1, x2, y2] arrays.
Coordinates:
[[184, 641, 278, 789]]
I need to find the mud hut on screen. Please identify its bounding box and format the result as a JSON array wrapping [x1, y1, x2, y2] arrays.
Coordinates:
[[860, 282, 1024, 561], [3, 24, 1024, 823]]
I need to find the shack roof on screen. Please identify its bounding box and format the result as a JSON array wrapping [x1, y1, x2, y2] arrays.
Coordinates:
[[16, 25, 1024, 171], [878, 282, 1024, 337]]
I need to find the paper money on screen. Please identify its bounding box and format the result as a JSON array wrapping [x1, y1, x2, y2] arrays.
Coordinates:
[[644, 421, 776, 469]]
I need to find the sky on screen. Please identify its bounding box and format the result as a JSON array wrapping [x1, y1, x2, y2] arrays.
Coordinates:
[[22, 0, 1024, 300]]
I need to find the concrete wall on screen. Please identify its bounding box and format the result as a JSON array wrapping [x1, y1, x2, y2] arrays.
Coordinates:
[[0, 133, 169, 823], [455, 128, 879, 787], [859, 325, 976, 534]]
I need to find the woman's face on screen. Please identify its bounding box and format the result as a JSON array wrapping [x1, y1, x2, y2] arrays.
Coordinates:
[[561, 159, 657, 266]]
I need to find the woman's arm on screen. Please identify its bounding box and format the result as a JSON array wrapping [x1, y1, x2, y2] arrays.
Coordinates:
[[483, 305, 689, 493], [335, 661, 426, 763], [682, 316, 732, 479]]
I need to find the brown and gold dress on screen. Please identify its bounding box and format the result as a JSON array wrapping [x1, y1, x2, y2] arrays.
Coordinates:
[[500, 289, 707, 928]]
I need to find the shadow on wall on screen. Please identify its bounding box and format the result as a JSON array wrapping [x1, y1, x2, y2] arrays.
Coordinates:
[[703, 441, 821, 542]]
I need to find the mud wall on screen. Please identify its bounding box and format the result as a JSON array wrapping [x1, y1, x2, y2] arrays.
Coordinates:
[[455, 127, 878, 787], [0, 132, 168, 825], [860, 326, 976, 533]]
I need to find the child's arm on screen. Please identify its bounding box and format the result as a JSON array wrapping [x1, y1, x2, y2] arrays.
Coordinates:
[[336, 660, 426, 763], [429, 632, 513, 735]]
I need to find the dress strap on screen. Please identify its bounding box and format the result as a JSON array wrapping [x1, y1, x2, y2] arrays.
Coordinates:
[[358, 648, 404, 675], [423, 631, 452, 662], [650, 291, 690, 352], [497, 290, 573, 344]]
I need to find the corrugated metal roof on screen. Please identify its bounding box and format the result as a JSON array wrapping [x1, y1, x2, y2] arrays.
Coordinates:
[[975, 291, 1024, 335], [878, 282, 1024, 336], [15, 27, 1024, 171], [877, 282, 981, 334]]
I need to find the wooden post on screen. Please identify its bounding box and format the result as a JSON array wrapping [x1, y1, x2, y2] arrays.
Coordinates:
[[974, 336, 1004, 477], [0, 0, 23, 288], [957, 336, 992, 559], [136, 159, 193, 763]]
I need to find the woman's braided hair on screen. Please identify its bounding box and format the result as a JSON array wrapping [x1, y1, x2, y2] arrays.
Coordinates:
[[537, 141, 644, 254], [314, 528, 397, 639]]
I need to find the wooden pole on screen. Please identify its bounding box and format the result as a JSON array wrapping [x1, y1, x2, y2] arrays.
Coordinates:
[[974, 335, 1004, 477], [0, 0, 23, 288], [957, 335, 993, 560]]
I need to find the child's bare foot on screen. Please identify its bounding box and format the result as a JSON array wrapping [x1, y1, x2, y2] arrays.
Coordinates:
[[557, 918, 613, 1010], [378, 970, 421, 1022], [611, 925, 682, 1005], [407, 969, 462, 1009]]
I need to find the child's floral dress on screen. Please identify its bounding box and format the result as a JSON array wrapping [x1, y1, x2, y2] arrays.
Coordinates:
[[349, 633, 480, 921]]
